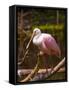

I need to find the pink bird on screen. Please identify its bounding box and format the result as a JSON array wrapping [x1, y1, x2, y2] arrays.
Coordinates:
[[27, 28, 61, 58]]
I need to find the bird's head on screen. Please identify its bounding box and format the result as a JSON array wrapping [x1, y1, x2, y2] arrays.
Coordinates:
[[26, 28, 41, 49], [33, 28, 41, 36]]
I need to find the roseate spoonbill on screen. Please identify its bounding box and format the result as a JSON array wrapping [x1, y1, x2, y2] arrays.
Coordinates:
[[26, 28, 61, 72], [26, 28, 61, 58]]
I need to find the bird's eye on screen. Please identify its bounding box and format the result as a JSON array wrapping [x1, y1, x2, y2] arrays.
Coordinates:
[[35, 31, 37, 33]]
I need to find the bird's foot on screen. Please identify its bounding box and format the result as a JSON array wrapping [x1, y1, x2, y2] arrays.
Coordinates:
[[51, 66, 54, 72]]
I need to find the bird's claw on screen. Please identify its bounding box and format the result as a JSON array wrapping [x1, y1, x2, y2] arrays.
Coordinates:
[[51, 66, 54, 72]]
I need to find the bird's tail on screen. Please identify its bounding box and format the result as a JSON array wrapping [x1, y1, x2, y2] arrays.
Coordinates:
[[56, 49, 61, 59]]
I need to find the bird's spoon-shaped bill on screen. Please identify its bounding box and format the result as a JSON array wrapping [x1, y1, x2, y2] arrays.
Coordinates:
[[26, 32, 35, 49]]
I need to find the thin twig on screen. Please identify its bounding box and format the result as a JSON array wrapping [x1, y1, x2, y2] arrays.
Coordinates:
[[18, 34, 32, 65], [20, 55, 40, 82], [18, 49, 29, 65]]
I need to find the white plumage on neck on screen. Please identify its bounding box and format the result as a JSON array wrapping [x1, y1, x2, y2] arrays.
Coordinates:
[[33, 33, 41, 45]]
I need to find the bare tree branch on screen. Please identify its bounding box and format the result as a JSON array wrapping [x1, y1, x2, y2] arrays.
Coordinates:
[[32, 57, 65, 81], [20, 55, 40, 82], [18, 68, 65, 76], [19, 57, 65, 82], [18, 49, 29, 65]]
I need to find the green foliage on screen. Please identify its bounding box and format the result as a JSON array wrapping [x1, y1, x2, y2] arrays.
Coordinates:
[[32, 24, 64, 31]]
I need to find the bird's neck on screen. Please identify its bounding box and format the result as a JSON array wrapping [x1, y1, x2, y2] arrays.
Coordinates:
[[33, 33, 41, 45], [34, 33, 41, 40]]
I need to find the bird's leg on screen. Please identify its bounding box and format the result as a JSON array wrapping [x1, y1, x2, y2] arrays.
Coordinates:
[[49, 55, 54, 72], [37, 51, 48, 73], [45, 56, 48, 74], [43, 54, 48, 74], [51, 65, 54, 72]]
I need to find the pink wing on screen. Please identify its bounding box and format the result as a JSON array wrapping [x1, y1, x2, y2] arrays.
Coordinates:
[[44, 35, 61, 57]]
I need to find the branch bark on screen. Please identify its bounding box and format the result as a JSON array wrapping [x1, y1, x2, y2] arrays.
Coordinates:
[[32, 57, 65, 81], [19, 57, 65, 82], [18, 68, 65, 76], [20, 55, 40, 82], [18, 49, 29, 65]]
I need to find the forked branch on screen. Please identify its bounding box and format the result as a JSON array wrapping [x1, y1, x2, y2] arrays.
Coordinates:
[[20, 55, 40, 82], [19, 57, 65, 82]]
